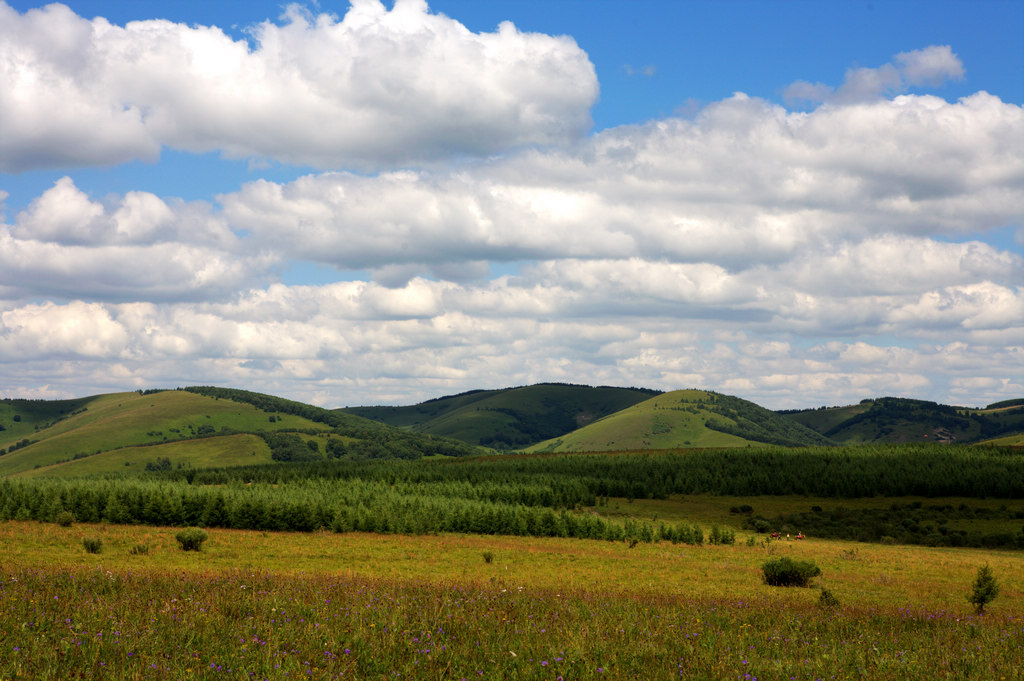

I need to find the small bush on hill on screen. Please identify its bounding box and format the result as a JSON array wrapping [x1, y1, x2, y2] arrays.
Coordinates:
[[82, 538, 103, 554], [175, 527, 209, 552], [55, 510, 75, 527], [762, 557, 820, 587]]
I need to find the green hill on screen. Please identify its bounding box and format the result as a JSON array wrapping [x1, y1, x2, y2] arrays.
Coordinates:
[[781, 397, 1024, 444], [526, 389, 834, 452], [0, 388, 481, 478], [340, 383, 661, 448]]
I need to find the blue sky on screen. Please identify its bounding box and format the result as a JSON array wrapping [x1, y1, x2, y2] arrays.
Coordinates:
[[0, 0, 1021, 408]]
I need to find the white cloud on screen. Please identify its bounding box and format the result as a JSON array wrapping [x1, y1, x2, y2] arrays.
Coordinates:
[[1, 177, 272, 301], [0, 36, 1020, 410], [218, 90, 1023, 276], [786, 45, 965, 105], [895, 45, 965, 86], [0, 0, 597, 171]]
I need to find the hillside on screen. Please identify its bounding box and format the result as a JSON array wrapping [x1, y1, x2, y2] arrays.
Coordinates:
[[782, 397, 1024, 444], [526, 389, 834, 452], [0, 388, 480, 478], [340, 383, 661, 448]]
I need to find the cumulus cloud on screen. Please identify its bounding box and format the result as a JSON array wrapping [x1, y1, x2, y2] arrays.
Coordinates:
[[1, 283, 1020, 407], [0, 35, 1021, 409], [0, 0, 597, 171], [785, 45, 965, 105], [1, 177, 273, 301], [218, 90, 1023, 276]]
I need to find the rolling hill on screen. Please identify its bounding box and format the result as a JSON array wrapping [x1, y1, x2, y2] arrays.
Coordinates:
[[340, 383, 661, 449], [525, 389, 834, 452], [0, 387, 480, 478], [781, 397, 1024, 444]]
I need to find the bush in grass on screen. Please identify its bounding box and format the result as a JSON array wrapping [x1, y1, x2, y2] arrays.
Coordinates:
[[708, 525, 735, 545], [82, 537, 103, 554], [175, 527, 209, 552], [761, 557, 821, 587], [482, 550, 494, 564], [818, 588, 840, 608], [55, 510, 75, 527], [969, 564, 1000, 615]]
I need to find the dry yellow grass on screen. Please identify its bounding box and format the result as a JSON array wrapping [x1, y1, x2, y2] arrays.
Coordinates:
[[3, 520, 1020, 616]]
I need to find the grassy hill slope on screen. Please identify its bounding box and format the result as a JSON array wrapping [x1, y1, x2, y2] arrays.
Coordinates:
[[782, 397, 1024, 444], [341, 383, 661, 448], [0, 388, 482, 478], [0, 391, 332, 477], [526, 389, 833, 452]]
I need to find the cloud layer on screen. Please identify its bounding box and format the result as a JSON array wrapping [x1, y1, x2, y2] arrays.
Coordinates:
[[0, 2, 1022, 410], [0, 0, 596, 171]]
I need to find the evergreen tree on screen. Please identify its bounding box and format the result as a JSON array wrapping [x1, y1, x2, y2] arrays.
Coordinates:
[[969, 564, 1000, 615]]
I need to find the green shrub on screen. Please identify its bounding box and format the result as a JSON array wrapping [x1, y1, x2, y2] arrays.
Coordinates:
[[818, 588, 840, 608], [55, 511, 75, 527], [708, 525, 735, 545], [482, 550, 494, 564], [175, 527, 209, 552], [82, 537, 103, 554], [761, 557, 821, 587]]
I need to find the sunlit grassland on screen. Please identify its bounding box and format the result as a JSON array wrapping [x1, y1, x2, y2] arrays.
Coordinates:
[[1, 520, 1022, 680], [527, 391, 756, 452], [980, 434, 1024, 446], [0, 391, 328, 477], [17, 434, 274, 479]]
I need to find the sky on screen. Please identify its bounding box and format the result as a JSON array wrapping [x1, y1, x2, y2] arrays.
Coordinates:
[[0, 0, 1022, 409]]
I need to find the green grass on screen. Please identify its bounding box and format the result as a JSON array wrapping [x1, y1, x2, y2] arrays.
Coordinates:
[[1, 521, 1021, 679], [977, 433, 1024, 446], [342, 384, 660, 448], [588, 494, 1024, 532], [0, 391, 329, 477], [17, 433, 274, 478], [783, 401, 873, 433], [526, 390, 778, 451], [784, 398, 1024, 445]]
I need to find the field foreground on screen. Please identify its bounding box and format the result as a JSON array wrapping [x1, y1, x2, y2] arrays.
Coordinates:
[[1, 521, 1021, 680]]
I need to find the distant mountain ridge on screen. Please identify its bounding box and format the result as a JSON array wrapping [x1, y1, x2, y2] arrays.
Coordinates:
[[339, 383, 661, 449], [344, 387, 1024, 450], [3, 386, 1023, 481], [782, 397, 1024, 445]]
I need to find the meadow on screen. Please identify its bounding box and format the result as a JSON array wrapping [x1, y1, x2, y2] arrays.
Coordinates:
[[1, 520, 1022, 680], [3, 439, 1024, 679]]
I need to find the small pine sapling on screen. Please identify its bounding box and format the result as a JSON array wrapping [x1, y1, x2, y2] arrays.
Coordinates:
[[968, 564, 1000, 615]]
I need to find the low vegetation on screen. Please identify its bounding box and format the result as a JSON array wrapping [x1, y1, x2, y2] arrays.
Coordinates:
[[175, 526, 208, 551], [3, 386, 1024, 678], [762, 557, 821, 586], [0, 522, 1020, 680]]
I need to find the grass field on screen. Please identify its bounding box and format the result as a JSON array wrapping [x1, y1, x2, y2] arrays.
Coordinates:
[[0, 391, 329, 477], [17, 433, 274, 478], [1, 520, 1021, 680], [527, 391, 755, 452]]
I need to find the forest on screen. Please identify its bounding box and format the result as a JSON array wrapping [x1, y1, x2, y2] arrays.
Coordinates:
[[4, 444, 1024, 548]]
